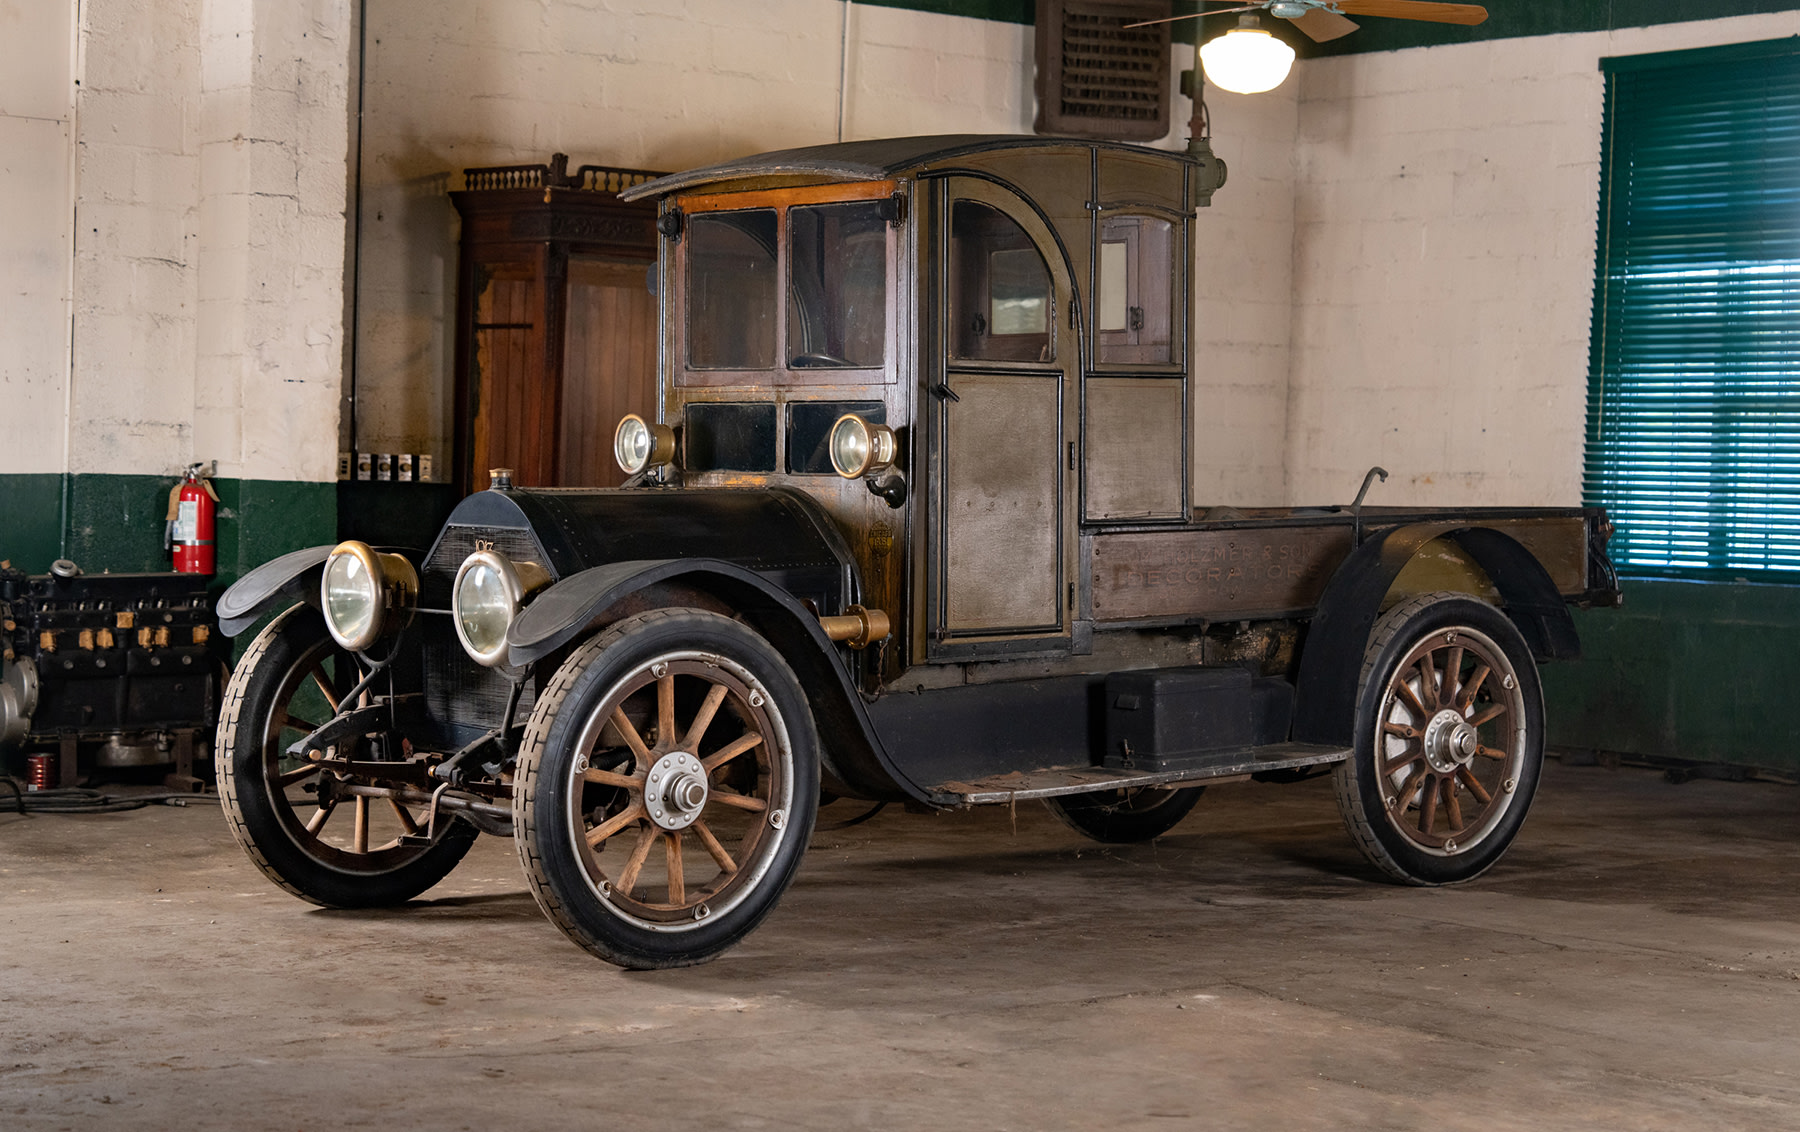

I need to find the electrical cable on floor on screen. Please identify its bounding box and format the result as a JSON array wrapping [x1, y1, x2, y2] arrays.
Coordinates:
[[816, 801, 885, 831], [0, 782, 218, 815]]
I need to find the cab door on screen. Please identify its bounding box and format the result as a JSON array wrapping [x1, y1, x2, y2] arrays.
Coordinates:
[[925, 177, 1078, 657]]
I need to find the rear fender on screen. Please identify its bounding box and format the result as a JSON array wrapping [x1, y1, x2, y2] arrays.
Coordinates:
[[506, 559, 918, 803], [1292, 523, 1578, 747]]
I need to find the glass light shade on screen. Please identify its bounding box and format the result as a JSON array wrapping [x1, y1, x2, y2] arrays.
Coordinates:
[[1199, 24, 1296, 95]]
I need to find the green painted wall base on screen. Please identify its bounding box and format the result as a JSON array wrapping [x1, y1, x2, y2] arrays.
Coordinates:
[[0, 472, 336, 592], [1544, 579, 1800, 776]]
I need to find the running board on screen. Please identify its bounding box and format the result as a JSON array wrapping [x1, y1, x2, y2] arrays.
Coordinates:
[[924, 742, 1351, 807]]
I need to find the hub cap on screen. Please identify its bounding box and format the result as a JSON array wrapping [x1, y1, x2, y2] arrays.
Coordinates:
[[643, 751, 709, 831]]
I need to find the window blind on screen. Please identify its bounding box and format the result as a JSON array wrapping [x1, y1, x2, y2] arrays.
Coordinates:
[[1587, 38, 1800, 579]]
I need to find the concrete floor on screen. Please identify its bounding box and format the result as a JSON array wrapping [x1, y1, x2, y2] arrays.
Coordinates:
[[1, 759, 1796, 1131]]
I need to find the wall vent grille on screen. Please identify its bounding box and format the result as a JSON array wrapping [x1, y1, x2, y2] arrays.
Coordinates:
[[1035, 0, 1171, 141]]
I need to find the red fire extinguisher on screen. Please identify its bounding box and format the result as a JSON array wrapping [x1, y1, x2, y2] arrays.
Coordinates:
[[168, 461, 218, 575]]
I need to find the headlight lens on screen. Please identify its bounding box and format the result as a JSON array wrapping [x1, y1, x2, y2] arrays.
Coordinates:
[[452, 550, 551, 667], [320, 541, 418, 653], [614, 414, 675, 476], [828, 414, 897, 479]]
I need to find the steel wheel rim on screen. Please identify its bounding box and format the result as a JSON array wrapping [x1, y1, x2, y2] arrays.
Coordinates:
[[563, 650, 796, 932], [1373, 624, 1526, 857], [258, 635, 439, 870]]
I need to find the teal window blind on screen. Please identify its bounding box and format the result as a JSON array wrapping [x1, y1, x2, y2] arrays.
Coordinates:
[[1588, 39, 1800, 579]]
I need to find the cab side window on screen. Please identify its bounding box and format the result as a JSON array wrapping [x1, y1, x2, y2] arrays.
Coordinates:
[[1095, 214, 1175, 366], [950, 201, 1054, 363]]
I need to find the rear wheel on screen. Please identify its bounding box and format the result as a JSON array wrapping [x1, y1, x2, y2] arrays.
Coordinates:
[[1046, 786, 1204, 843], [215, 605, 477, 907], [1334, 591, 1543, 885], [513, 609, 819, 969]]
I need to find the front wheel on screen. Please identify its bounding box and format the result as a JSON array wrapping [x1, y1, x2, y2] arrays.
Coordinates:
[[215, 605, 477, 907], [513, 609, 819, 969], [1334, 591, 1544, 885]]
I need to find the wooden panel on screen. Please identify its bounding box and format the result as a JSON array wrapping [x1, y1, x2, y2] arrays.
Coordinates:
[[1090, 526, 1355, 621], [470, 265, 539, 486], [943, 373, 1062, 632], [560, 259, 657, 486], [1084, 377, 1183, 520]]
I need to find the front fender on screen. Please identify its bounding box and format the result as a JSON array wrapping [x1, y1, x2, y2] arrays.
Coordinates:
[[505, 558, 919, 803], [217, 544, 336, 636], [1292, 523, 1580, 747]]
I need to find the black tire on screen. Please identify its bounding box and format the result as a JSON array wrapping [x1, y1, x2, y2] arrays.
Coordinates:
[[215, 605, 477, 907], [1046, 786, 1204, 844], [513, 609, 819, 969], [1334, 591, 1544, 885]]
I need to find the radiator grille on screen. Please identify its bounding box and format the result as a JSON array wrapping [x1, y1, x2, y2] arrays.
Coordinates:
[[420, 524, 549, 742], [1035, 0, 1170, 141]]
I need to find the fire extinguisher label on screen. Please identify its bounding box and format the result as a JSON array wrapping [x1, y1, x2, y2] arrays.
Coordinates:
[[175, 499, 199, 542]]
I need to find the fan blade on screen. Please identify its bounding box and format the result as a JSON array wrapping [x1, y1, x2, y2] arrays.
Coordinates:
[[1290, 7, 1359, 41], [1335, 0, 1487, 25], [1125, 4, 1259, 29]]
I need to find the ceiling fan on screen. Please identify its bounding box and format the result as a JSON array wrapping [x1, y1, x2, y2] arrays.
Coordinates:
[[1130, 1, 1489, 45]]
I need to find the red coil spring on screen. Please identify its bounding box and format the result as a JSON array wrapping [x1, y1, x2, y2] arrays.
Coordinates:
[[25, 754, 55, 792]]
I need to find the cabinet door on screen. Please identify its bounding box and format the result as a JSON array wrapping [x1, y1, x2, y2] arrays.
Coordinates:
[[468, 258, 552, 487], [928, 179, 1078, 651], [560, 257, 657, 486]]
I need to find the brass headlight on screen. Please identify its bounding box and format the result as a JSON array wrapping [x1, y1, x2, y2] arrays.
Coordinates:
[[614, 414, 677, 476], [828, 414, 898, 479], [320, 541, 419, 653], [452, 549, 551, 667]]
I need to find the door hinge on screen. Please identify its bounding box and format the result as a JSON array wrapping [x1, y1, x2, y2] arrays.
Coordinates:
[[1067, 440, 1076, 470], [1067, 582, 1075, 612]]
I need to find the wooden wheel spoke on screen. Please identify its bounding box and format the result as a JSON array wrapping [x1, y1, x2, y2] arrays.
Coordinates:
[[276, 762, 322, 787], [1417, 773, 1439, 834], [582, 767, 641, 790], [1475, 744, 1508, 761], [387, 796, 421, 836], [1382, 721, 1419, 740], [351, 796, 370, 853], [1457, 766, 1493, 804], [1382, 752, 1425, 780], [701, 731, 764, 773], [615, 823, 660, 895], [304, 799, 337, 834], [282, 714, 323, 736], [611, 707, 653, 764], [1418, 656, 1441, 709], [310, 665, 342, 713], [693, 818, 738, 875], [709, 788, 768, 813], [681, 684, 730, 753], [1442, 645, 1463, 706], [1394, 677, 1429, 719], [585, 801, 647, 848], [1442, 776, 1464, 832], [656, 674, 676, 750], [664, 831, 685, 906], [1458, 664, 1491, 711], [1467, 703, 1508, 728]]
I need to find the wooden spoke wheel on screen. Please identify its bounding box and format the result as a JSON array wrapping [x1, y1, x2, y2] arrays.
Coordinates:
[[1335, 591, 1543, 885], [1046, 785, 1204, 844], [216, 605, 476, 907], [513, 609, 818, 969]]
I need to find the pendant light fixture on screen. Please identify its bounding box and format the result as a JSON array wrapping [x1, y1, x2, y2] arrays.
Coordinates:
[[1198, 14, 1296, 95]]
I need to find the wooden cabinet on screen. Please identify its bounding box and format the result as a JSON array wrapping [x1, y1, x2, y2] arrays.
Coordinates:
[[450, 156, 665, 494]]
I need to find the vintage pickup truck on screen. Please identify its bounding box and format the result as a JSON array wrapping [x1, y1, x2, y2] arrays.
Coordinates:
[[214, 135, 1619, 968]]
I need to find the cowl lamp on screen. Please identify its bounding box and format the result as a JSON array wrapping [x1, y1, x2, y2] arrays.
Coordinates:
[[1199, 14, 1296, 95]]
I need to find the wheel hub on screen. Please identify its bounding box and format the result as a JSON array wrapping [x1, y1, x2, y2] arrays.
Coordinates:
[[1422, 708, 1479, 774], [643, 751, 708, 831]]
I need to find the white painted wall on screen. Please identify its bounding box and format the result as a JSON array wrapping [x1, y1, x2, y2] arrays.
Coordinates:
[[7, 0, 355, 486], [1285, 10, 1800, 509], [0, 0, 76, 476]]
